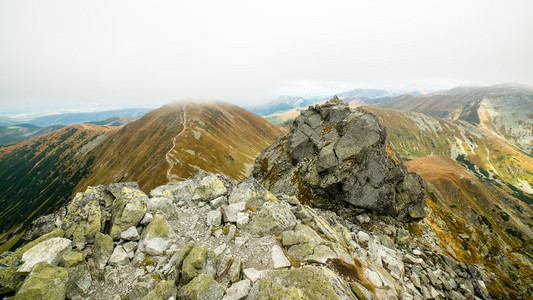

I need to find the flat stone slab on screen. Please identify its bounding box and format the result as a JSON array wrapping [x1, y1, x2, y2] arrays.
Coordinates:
[[19, 237, 72, 273]]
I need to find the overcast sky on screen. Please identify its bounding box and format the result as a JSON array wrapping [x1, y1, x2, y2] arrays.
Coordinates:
[[1, 0, 532, 112]]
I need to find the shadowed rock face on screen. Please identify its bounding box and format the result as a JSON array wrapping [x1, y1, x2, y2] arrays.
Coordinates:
[[252, 97, 426, 222]]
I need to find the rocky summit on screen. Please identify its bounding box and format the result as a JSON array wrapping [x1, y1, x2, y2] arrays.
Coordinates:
[[253, 97, 426, 222], [0, 169, 497, 300]]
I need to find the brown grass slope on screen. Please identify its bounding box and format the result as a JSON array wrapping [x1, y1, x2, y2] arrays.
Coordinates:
[[377, 84, 533, 154], [363, 106, 533, 201], [0, 101, 283, 252], [76, 101, 284, 194], [0, 124, 113, 252], [406, 156, 533, 298]]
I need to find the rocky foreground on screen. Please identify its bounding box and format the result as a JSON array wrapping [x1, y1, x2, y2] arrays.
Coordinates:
[[0, 171, 492, 300]]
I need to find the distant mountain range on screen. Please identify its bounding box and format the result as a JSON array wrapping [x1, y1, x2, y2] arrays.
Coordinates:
[[20, 108, 151, 127], [377, 83, 533, 155], [244, 95, 314, 116], [0, 109, 149, 145], [0, 124, 64, 145], [0, 101, 282, 252]]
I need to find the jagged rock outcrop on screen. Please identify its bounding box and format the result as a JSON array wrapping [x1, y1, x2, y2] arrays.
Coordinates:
[[1, 170, 527, 299], [253, 97, 426, 222]]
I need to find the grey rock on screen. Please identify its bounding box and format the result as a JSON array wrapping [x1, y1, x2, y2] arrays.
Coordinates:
[[22, 213, 57, 242], [108, 246, 129, 266], [206, 210, 222, 227], [236, 212, 250, 228], [404, 253, 424, 265], [121, 226, 141, 241], [356, 213, 371, 224], [18, 237, 72, 273], [243, 268, 262, 283], [221, 202, 245, 223], [223, 279, 251, 300], [272, 245, 290, 269], [357, 231, 370, 243], [65, 262, 92, 298], [138, 213, 177, 256], [228, 257, 242, 283], [252, 97, 426, 222], [247, 202, 297, 235], [178, 274, 224, 300], [123, 241, 138, 254], [130, 277, 158, 300], [227, 178, 277, 209], [210, 196, 228, 209], [93, 233, 114, 269], [140, 213, 153, 226]]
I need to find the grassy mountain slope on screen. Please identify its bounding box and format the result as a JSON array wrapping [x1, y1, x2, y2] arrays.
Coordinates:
[[0, 124, 64, 145], [363, 106, 533, 202], [406, 156, 533, 297], [0, 124, 113, 252], [86, 116, 138, 127], [0, 101, 283, 252], [378, 84, 533, 154], [77, 101, 283, 193]]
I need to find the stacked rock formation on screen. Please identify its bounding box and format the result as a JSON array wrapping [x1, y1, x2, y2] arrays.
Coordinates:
[[253, 97, 426, 222]]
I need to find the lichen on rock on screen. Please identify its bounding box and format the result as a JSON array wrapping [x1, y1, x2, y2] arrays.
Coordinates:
[[109, 186, 148, 239]]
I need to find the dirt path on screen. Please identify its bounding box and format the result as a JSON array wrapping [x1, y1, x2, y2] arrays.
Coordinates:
[[165, 105, 188, 182]]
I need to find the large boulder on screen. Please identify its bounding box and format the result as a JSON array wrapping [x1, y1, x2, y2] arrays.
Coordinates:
[[247, 266, 357, 299], [252, 97, 426, 222], [173, 171, 230, 203], [109, 187, 148, 239], [247, 202, 297, 235], [0, 228, 64, 294], [227, 178, 278, 209], [142, 280, 177, 300], [177, 274, 224, 300], [61, 187, 103, 248], [18, 237, 72, 273], [138, 213, 177, 256], [93, 232, 114, 269], [14, 262, 68, 300]]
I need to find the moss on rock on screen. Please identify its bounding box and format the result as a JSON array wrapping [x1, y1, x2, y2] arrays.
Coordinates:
[[14, 263, 68, 300], [109, 187, 148, 239], [251, 266, 356, 300], [141, 280, 177, 300], [247, 202, 297, 235], [180, 244, 207, 284], [177, 274, 224, 300]]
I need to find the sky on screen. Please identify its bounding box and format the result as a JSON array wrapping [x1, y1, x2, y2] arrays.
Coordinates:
[[1, 0, 533, 113]]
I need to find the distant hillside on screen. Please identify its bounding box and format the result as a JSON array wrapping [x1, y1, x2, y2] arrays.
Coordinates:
[[406, 156, 533, 297], [0, 124, 114, 252], [364, 106, 533, 202], [0, 101, 283, 252], [378, 84, 533, 154], [245, 95, 314, 116], [407, 156, 533, 255], [0, 124, 64, 145], [86, 116, 138, 127], [26, 108, 150, 127]]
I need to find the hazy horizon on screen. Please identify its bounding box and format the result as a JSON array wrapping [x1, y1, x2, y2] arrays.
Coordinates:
[[1, 0, 532, 113]]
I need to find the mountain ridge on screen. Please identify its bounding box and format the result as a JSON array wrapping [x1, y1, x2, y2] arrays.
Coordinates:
[[0, 101, 283, 253]]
